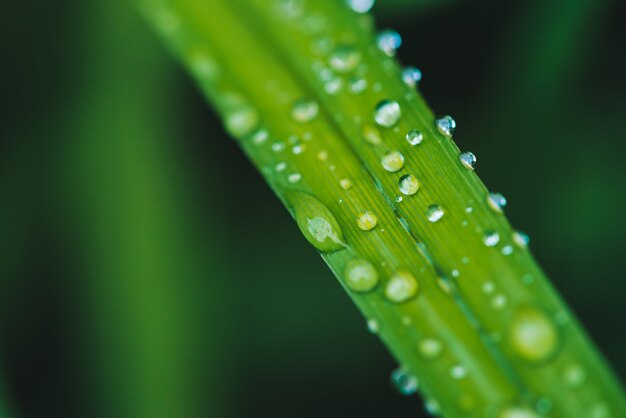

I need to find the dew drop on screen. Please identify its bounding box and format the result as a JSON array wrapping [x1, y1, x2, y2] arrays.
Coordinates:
[[450, 365, 467, 380], [406, 129, 424, 145], [513, 231, 530, 249], [487, 192, 507, 214], [484, 231, 500, 247], [272, 141, 286, 152], [399, 174, 419, 195], [329, 45, 361, 73], [189, 50, 219, 81], [291, 98, 319, 123], [491, 294, 508, 310], [275, 162, 287, 172], [459, 152, 477, 170], [344, 258, 379, 292], [287, 191, 345, 253], [482, 281, 495, 294], [288, 173, 302, 183], [357, 211, 378, 231], [418, 338, 443, 359], [508, 306, 559, 363], [381, 150, 405, 172], [366, 318, 380, 334], [426, 205, 445, 223], [348, 76, 368, 94], [324, 77, 343, 95], [402, 66, 422, 88], [562, 363, 586, 389], [385, 269, 419, 303], [362, 124, 382, 145], [251, 129, 269, 145], [339, 178, 353, 190], [390, 367, 418, 396], [425, 398, 441, 416], [225, 105, 259, 137], [395, 195, 403, 203], [374, 100, 401, 127], [347, 0, 375, 13], [376, 29, 402, 56], [435, 115, 456, 137], [499, 406, 540, 418], [317, 150, 328, 161]]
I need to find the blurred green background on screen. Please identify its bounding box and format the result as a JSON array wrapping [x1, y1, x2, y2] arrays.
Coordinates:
[[1, 0, 625, 417]]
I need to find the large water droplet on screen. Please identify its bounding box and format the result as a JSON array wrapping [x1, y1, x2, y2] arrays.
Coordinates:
[[357, 211, 378, 231], [376, 29, 402, 56], [418, 338, 443, 359], [287, 191, 345, 252], [374, 100, 401, 127], [381, 150, 405, 172], [435, 115, 456, 137], [329, 45, 361, 73], [399, 174, 419, 195], [347, 0, 375, 13], [406, 129, 424, 145], [402, 66, 422, 88], [291, 98, 319, 123], [459, 152, 476, 170], [483, 231, 500, 247], [385, 269, 419, 303], [487, 192, 507, 214], [508, 306, 559, 363], [390, 367, 418, 395], [426, 205, 445, 222], [344, 258, 379, 292]]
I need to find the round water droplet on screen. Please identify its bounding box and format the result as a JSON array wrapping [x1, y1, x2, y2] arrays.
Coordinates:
[[459, 152, 476, 170], [487, 192, 507, 214], [418, 338, 443, 359], [329, 45, 361, 73], [347, 0, 375, 13], [362, 124, 382, 145], [425, 398, 441, 416], [390, 367, 418, 396], [395, 195, 403, 203], [381, 150, 405, 172], [272, 141, 286, 152], [562, 363, 586, 389], [366, 318, 380, 334], [288, 173, 302, 183], [348, 76, 368, 94], [406, 129, 424, 145], [251, 129, 269, 145], [450, 365, 467, 380], [491, 294, 508, 310], [435, 115, 456, 137], [376, 29, 402, 56], [324, 77, 343, 95], [287, 191, 345, 253], [399, 174, 419, 195], [508, 306, 559, 363], [499, 406, 540, 418], [291, 98, 319, 123], [339, 178, 353, 190], [275, 162, 287, 172], [344, 258, 379, 292], [374, 100, 401, 127], [501, 245, 514, 256], [426, 205, 445, 222], [357, 211, 378, 231], [484, 231, 500, 247], [402, 66, 422, 88], [385, 269, 418, 303], [225, 105, 259, 137], [513, 231, 530, 249]]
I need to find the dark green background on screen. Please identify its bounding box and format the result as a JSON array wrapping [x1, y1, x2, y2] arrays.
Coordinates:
[[1, 0, 624, 417]]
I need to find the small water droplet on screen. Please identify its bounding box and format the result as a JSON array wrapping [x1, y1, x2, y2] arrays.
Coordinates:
[[487, 192, 507, 214], [484, 231, 500, 247], [339, 178, 353, 190], [385, 269, 419, 303], [329, 45, 361, 73], [513, 231, 530, 249], [402, 66, 422, 88], [376, 29, 402, 56], [225, 105, 259, 137], [357, 211, 378, 231], [291, 98, 319, 123], [374, 100, 401, 127], [347, 0, 375, 13], [418, 338, 443, 359], [381, 150, 405, 172], [425, 398, 441, 416], [251, 129, 269, 145], [491, 294, 508, 310], [272, 141, 286, 152], [459, 152, 477, 170], [366, 318, 380, 334], [362, 124, 382, 145], [406, 129, 424, 145], [451, 269, 460, 277], [509, 306, 559, 363], [189, 50, 219, 81], [287, 192, 345, 252], [499, 406, 540, 418], [344, 258, 379, 292], [275, 162, 287, 172], [450, 365, 467, 380], [288, 173, 302, 183], [426, 205, 445, 222], [563, 363, 586, 389], [348, 76, 368, 94], [390, 367, 418, 395], [435, 115, 456, 137], [317, 150, 329, 161], [482, 281, 495, 294], [502, 245, 514, 255], [395, 195, 403, 203], [324, 77, 343, 95], [399, 174, 419, 195]]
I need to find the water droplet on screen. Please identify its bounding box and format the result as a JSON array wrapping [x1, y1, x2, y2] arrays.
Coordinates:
[[450, 365, 467, 380], [189, 50, 219, 81], [406, 129, 424, 145], [418, 338, 443, 359], [390, 367, 418, 395], [487, 192, 507, 214], [451, 269, 460, 277], [508, 306, 559, 363], [317, 150, 328, 161], [426, 205, 445, 222], [435, 115, 456, 137], [499, 406, 540, 418], [376, 29, 402, 56], [484, 231, 500, 247], [251, 129, 269, 145], [589, 403, 611, 418], [287, 191, 345, 252], [385, 269, 419, 303], [366, 318, 380, 334], [500, 245, 513, 255], [275, 162, 287, 172], [339, 178, 353, 190], [399, 174, 419, 195], [513, 231, 530, 249], [563, 363, 586, 389], [348, 76, 368, 94], [395, 195, 403, 203], [272, 141, 286, 152], [425, 398, 441, 416], [291, 98, 319, 123], [459, 152, 477, 170], [344, 258, 379, 292], [381, 150, 405, 172], [374, 100, 401, 127], [482, 281, 495, 294], [347, 0, 375, 13], [402, 66, 422, 88], [225, 105, 259, 137], [357, 211, 378, 231], [329, 45, 361, 73], [288, 173, 302, 183], [362, 124, 382, 145], [491, 294, 508, 310]]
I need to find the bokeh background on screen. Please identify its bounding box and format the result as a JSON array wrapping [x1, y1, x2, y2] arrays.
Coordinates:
[[1, 0, 625, 417]]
